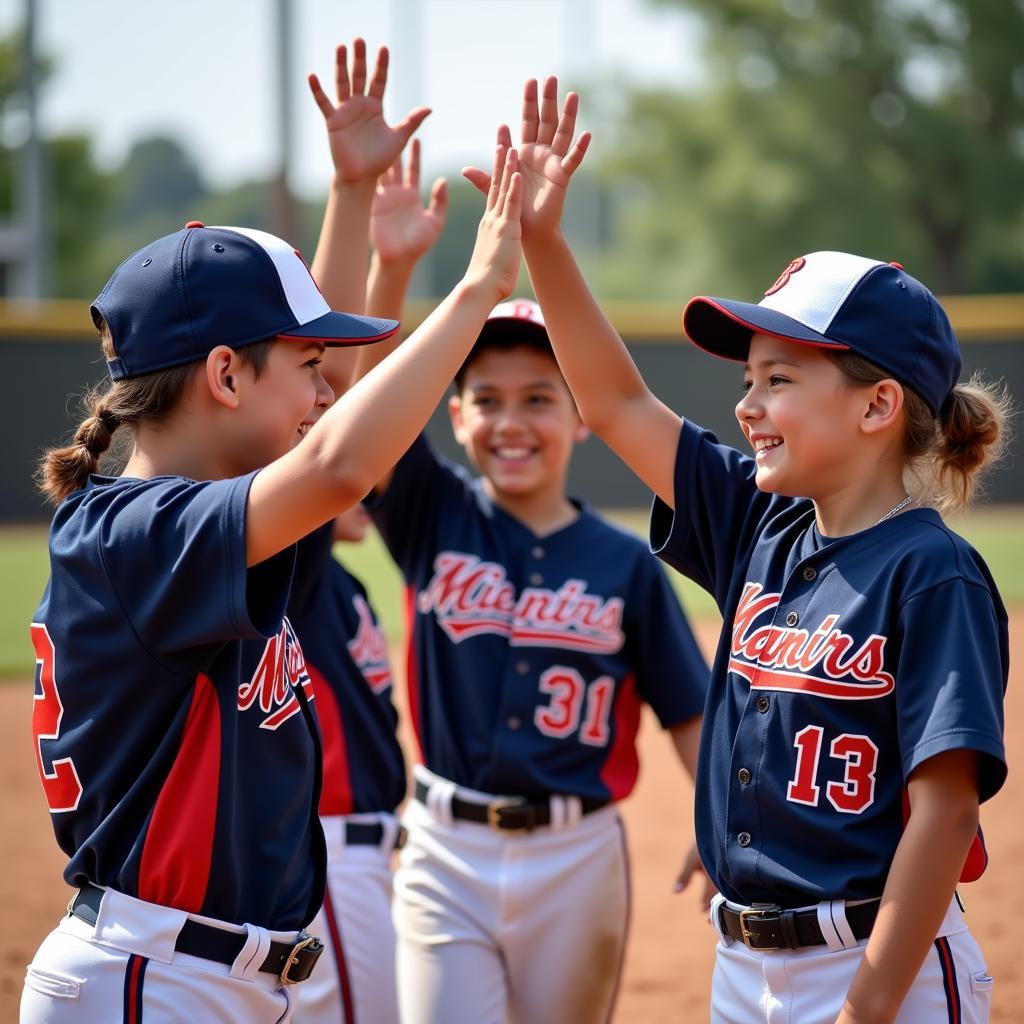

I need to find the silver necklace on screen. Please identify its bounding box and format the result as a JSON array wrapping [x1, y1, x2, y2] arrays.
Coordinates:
[[876, 495, 914, 525]]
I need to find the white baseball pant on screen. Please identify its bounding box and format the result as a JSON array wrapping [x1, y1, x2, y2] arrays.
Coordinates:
[[293, 813, 401, 1024], [21, 886, 306, 1023], [709, 892, 992, 1023], [393, 766, 631, 1024]]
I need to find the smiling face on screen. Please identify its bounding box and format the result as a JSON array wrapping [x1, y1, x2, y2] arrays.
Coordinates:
[[735, 333, 873, 499], [227, 340, 334, 472], [449, 345, 588, 511]]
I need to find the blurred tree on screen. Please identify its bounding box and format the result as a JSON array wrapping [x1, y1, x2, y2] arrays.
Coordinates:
[[595, 0, 1024, 298], [0, 27, 110, 299], [110, 137, 204, 227]]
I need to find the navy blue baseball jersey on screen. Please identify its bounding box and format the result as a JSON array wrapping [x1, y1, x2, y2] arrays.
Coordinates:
[[366, 435, 707, 802], [651, 419, 1008, 907], [288, 523, 405, 815], [31, 473, 326, 931]]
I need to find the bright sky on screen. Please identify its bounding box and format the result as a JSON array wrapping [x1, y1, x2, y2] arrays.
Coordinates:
[[2, 0, 704, 199]]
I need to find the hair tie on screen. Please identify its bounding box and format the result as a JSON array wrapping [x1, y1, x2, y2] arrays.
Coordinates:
[[97, 409, 119, 434]]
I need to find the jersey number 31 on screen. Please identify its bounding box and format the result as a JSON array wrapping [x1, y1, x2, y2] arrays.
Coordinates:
[[30, 623, 83, 813]]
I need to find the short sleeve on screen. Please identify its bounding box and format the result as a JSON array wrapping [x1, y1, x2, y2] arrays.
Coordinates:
[[895, 578, 1008, 802], [625, 552, 709, 728], [94, 473, 294, 658], [364, 434, 456, 578], [649, 419, 792, 607], [288, 522, 336, 616]]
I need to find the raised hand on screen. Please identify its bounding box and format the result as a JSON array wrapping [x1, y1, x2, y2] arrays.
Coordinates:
[[464, 136, 523, 303], [308, 39, 431, 185], [463, 76, 590, 240], [371, 139, 448, 264]]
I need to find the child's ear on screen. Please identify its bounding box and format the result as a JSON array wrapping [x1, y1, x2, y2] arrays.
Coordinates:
[[861, 379, 904, 435], [573, 419, 590, 444], [205, 346, 243, 409], [448, 393, 467, 444]]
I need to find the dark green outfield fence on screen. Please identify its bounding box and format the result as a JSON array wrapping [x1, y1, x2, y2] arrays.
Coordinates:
[[2, 297, 1022, 522]]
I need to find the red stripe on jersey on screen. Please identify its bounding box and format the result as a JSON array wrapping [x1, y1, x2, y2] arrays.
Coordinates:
[[404, 585, 424, 761], [308, 662, 354, 815], [138, 674, 220, 913], [599, 673, 642, 801]]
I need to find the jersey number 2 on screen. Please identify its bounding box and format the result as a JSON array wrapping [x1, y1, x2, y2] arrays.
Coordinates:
[[30, 623, 83, 813], [534, 667, 614, 746], [786, 724, 878, 814]]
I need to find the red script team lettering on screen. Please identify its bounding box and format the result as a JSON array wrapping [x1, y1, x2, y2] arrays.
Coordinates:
[[417, 552, 625, 654]]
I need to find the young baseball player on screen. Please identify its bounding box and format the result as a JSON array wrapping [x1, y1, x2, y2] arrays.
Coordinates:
[[328, 152, 710, 1024], [486, 76, 1009, 1024], [23, 136, 523, 1022], [291, 40, 447, 1024]]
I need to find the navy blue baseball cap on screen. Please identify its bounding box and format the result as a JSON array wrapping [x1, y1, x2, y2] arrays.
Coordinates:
[[92, 222, 399, 381], [682, 251, 962, 415]]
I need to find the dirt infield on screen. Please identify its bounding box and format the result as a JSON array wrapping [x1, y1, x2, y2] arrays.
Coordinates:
[[2, 617, 1021, 1021]]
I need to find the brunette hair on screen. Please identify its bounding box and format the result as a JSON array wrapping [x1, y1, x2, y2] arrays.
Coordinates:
[[453, 321, 556, 392], [37, 324, 274, 505], [826, 350, 1012, 515]]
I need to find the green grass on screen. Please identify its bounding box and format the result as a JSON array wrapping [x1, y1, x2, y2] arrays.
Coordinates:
[[4, 505, 1022, 679]]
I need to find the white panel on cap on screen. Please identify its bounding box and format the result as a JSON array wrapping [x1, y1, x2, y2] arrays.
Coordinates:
[[759, 251, 884, 333], [489, 298, 546, 326], [217, 225, 331, 326]]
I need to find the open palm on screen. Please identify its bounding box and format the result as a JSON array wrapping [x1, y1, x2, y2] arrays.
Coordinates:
[[309, 39, 430, 185], [463, 77, 590, 240], [371, 140, 448, 262]]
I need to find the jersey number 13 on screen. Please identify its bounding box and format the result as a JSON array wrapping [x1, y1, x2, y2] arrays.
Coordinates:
[[786, 724, 878, 814]]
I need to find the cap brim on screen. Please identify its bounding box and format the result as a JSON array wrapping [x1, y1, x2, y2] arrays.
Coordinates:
[[682, 297, 849, 361], [278, 310, 399, 347], [479, 316, 548, 340]]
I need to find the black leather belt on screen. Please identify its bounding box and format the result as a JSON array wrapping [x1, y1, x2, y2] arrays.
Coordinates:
[[413, 778, 608, 831], [718, 899, 880, 951], [344, 821, 406, 849], [69, 884, 324, 985]]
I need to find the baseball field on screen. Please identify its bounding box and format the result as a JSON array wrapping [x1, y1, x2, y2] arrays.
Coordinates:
[[1, 510, 1021, 1021]]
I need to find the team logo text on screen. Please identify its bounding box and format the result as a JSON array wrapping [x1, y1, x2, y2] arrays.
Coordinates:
[[728, 583, 894, 699], [417, 553, 624, 653]]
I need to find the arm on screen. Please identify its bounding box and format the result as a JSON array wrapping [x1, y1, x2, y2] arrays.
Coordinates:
[[464, 79, 682, 507], [306, 39, 430, 389], [354, 138, 448, 379], [667, 717, 716, 911], [244, 144, 522, 566], [836, 749, 980, 1024], [355, 140, 449, 495]]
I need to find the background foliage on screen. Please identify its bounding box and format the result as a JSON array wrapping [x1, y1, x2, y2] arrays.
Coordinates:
[[2, 0, 1022, 303]]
